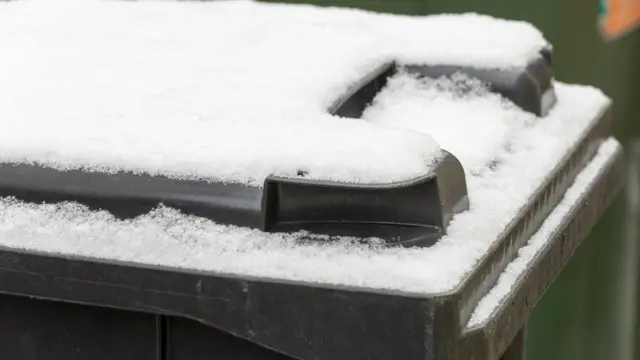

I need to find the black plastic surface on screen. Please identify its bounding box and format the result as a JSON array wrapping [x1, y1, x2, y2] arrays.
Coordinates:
[[0, 294, 158, 360], [166, 317, 292, 360], [0, 90, 621, 360], [0, 42, 618, 360], [0, 154, 467, 248], [0, 51, 554, 247], [0, 164, 266, 228], [330, 53, 555, 118], [0, 153, 467, 247], [0, 131, 621, 360], [402, 56, 555, 117], [0, 293, 294, 360], [264, 151, 468, 247]]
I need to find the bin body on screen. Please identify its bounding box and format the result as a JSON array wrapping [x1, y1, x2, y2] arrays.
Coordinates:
[[260, 0, 640, 359], [0, 294, 291, 360]]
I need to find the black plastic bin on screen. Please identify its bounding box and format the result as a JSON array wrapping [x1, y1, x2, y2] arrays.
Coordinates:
[[0, 52, 624, 360], [0, 291, 289, 360]]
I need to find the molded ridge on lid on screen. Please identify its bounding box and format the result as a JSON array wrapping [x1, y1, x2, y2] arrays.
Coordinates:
[[332, 52, 555, 119], [0, 151, 469, 247], [0, 0, 561, 246], [0, 60, 474, 247], [264, 151, 469, 247]]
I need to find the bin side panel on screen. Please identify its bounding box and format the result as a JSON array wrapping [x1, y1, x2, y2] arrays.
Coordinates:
[[0, 294, 158, 360], [166, 316, 294, 360], [241, 284, 436, 360], [0, 249, 437, 360]]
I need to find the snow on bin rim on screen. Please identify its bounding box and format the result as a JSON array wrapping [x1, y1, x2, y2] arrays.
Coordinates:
[[0, 82, 613, 295], [0, 0, 548, 186], [467, 137, 620, 326]]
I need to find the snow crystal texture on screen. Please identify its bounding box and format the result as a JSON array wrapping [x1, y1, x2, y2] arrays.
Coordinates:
[[0, 0, 549, 185], [0, 75, 614, 294], [467, 138, 620, 326]]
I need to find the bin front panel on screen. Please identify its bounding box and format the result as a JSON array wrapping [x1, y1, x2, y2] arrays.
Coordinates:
[[0, 294, 158, 360]]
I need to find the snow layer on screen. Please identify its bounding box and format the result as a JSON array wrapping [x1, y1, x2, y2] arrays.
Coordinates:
[[362, 72, 532, 175], [0, 0, 548, 185], [0, 77, 613, 294], [467, 138, 620, 326]]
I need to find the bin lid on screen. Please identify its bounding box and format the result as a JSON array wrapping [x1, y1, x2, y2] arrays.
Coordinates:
[[0, 0, 549, 186], [0, 0, 560, 245], [0, 0, 615, 293], [0, 3, 623, 358], [0, 78, 614, 295]]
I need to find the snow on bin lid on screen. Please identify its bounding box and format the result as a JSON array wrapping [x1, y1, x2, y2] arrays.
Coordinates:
[[0, 0, 615, 296], [0, 0, 549, 185], [0, 78, 615, 294]]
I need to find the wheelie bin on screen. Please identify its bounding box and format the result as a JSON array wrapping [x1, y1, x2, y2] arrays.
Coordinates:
[[0, 1, 628, 359], [259, 1, 640, 359]]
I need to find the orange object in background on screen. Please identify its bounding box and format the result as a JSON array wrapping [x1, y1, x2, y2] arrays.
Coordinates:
[[599, 0, 640, 39]]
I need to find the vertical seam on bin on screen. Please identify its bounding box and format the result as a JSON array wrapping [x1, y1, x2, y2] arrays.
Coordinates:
[[157, 315, 170, 360]]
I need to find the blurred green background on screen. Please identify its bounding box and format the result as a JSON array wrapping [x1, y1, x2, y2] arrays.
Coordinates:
[[262, 0, 640, 359]]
